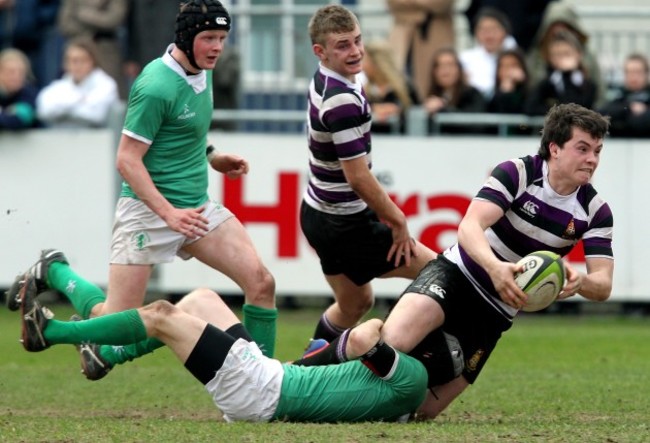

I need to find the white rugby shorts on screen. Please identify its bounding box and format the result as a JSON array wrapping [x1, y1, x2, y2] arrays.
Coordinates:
[[204, 339, 284, 422], [110, 197, 234, 264]]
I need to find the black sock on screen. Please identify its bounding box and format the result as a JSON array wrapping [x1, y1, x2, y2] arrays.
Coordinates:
[[184, 324, 236, 385], [360, 339, 398, 378], [225, 323, 253, 342], [312, 313, 345, 342], [293, 328, 351, 366]]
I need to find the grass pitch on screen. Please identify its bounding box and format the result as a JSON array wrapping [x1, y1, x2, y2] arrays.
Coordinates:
[[1, 303, 649, 442]]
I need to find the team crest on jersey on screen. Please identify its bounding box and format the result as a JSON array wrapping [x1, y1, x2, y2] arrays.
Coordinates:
[[131, 231, 150, 251], [466, 349, 485, 372], [563, 218, 576, 239]]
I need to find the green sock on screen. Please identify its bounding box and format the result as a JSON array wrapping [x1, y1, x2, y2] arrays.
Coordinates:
[[47, 262, 106, 319], [243, 304, 277, 358], [98, 338, 165, 366], [44, 309, 147, 346]]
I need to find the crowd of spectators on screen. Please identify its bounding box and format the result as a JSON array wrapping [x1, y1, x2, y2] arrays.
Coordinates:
[[1, 1, 649, 137], [1, 0, 125, 130], [0, 0, 239, 132], [376, 0, 650, 137]]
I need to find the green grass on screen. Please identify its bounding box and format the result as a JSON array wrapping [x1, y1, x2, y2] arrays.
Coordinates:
[[1, 304, 649, 442]]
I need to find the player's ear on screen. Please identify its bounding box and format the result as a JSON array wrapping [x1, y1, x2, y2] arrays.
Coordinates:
[[313, 43, 326, 60]]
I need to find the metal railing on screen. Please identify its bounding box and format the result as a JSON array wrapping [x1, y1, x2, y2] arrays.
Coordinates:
[[212, 107, 546, 138], [427, 113, 545, 137], [216, 3, 650, 134]]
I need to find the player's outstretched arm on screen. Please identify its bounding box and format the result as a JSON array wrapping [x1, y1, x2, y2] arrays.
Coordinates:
[[559, 258, 613, 302]]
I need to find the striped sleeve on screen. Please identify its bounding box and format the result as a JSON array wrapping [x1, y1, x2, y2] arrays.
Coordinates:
[[321, 91, 371, 160]]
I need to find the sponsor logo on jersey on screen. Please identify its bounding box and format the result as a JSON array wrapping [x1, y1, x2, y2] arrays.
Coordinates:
[[521, 200, 539, 218], [178, 104, 196, 120]]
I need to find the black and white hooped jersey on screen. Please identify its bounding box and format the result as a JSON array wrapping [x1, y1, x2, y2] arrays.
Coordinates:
[[446, 154, 614, 320], [303, 65, 372, 215]]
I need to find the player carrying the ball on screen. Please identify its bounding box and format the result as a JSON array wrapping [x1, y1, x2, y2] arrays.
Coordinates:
[[377, 103, 614, 419]]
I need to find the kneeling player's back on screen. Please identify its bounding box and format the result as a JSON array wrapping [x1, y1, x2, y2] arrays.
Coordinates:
[[273, 353, 427, 422]]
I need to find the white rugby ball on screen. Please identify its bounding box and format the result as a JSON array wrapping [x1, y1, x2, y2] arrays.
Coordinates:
[[514, 251, 565, 312]]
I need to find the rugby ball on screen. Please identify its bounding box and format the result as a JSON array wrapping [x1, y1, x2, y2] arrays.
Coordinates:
[[514, 251, 565, 312]]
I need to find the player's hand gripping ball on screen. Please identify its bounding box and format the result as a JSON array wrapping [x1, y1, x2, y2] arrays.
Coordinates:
[[514, 251, 565, 312]]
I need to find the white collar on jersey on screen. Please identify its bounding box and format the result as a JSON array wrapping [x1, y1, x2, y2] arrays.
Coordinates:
[[318, 63, 363, 94], [162, 44, 207, 94]]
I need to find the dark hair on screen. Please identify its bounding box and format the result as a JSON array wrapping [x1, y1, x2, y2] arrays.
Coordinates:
[[429, 47, 467, 107], [473, 6, 512, 36], [626, 53, 650, 74], [549, 29, 583, 52], [538, 104, 610, 159], [494, 47, 529, 87], [542, 29, 584, 66], [66, 37, 100, 68]]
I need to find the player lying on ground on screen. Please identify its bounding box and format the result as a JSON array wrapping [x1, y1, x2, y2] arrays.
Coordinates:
[[7, 249, 465, 405], [17, 276, 429, 423]]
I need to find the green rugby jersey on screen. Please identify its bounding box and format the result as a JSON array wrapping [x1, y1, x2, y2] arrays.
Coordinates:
[[120, 53, 213, 208], [273, 352, 427, 422]]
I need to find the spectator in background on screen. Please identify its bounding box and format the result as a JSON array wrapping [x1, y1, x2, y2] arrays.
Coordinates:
[[57, 0, 128, 98], [386, 0, 455, 101], [124, 0, 178, 90], [5, 0, 64, 88], [464, 0, 556, 53], [211, 45, 241, 132], [599, 53, 650, 138], [424, 47, 486, 134], [525, 31, 597, 117], [527, 1, 605, 107], [0, 48, 39, 130], [0, 0, 14, 49], [488, 48, 529, 114], [36, 38, 118, 128], [361, 40, 420, 134], [460, 6, 518, 101]]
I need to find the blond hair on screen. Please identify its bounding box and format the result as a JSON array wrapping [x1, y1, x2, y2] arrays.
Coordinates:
[[364, 40, 413, 108], [308, 5, 359, 46], [0, 48, 33, 81]]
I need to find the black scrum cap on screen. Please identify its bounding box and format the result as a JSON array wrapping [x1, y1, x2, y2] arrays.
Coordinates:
[[175, 0, 231, 69]]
